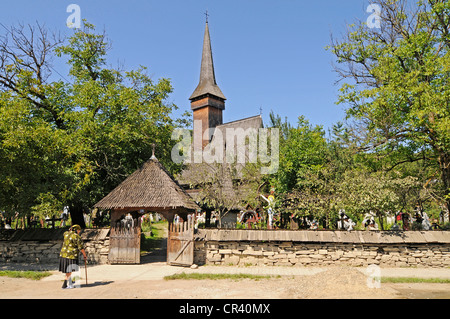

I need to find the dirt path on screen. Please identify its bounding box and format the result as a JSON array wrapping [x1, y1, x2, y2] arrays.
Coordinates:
[[1, 264, 449, 299]]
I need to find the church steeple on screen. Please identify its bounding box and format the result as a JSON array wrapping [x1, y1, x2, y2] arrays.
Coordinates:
[[190, 21, 226, 103], [190, 19, 226, 149]]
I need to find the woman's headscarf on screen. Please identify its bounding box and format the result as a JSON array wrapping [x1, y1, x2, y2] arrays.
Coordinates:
[[70, 224, 81, 231]]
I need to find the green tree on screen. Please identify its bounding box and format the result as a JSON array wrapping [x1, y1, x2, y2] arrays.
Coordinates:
[[0, 21, 185, 226], [267, 113, 338, 228], [269, 113, 328, 194], [336, 169, 420, 229], [329, 0, 450, 211]]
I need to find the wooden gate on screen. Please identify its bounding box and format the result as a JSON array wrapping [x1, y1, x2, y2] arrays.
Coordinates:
[[108, 218, 141, 264], [167, 218, 194, 266]]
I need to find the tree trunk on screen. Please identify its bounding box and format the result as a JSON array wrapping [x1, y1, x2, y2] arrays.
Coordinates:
[[69, 203, 86, 228], [378, 214, 384, 231], [439, 152, 450, 213]]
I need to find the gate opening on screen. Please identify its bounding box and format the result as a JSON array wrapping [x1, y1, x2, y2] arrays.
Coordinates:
[[108, 212, 194, 266]]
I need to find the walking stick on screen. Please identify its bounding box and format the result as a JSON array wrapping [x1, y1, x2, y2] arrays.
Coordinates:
[[84, 258, 88, 286]]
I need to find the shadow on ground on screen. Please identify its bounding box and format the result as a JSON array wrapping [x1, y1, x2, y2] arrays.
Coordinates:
[[83, 281, 114, 288], [140, 237, 167, 264]]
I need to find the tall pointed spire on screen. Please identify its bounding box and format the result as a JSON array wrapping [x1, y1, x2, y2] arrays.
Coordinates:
[[189, 21, 226, 102], [190, 17, 226, 150]]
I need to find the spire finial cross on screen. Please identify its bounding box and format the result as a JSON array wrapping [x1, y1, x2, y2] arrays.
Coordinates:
[[151, 143, 156, 160], [204, 10, 209, 23]]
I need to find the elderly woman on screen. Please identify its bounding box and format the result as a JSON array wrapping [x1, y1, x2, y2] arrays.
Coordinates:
[[59, 224, 87, 289]]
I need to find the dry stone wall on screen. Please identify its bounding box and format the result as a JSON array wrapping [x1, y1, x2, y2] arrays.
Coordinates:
[[0, 229, 110, 265], [2, 228, 449, 268], [194, 230, 450, 268]]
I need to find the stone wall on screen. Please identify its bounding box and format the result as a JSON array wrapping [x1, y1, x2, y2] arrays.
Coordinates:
[[0, 240, 62, 264], [0, 229, 110, 265], [2, 228, 449, 268], [194, 229, 450, 268]]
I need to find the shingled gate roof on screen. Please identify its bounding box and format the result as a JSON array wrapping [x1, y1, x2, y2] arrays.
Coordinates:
[[94, 156, 200, 212]]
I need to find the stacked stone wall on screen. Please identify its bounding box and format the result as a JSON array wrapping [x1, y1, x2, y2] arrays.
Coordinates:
[[0, 229, 110, 265], [194, 230, 450, 268]]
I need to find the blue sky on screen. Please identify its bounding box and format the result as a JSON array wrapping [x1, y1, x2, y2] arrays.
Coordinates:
[[0, 0, 374, 133]]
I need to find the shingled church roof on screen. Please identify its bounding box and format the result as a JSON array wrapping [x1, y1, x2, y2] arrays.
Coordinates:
[[212, 115, 263, 136]]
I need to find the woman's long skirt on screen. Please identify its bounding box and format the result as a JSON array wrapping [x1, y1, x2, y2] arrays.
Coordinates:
[[59, 257, 79, 274]]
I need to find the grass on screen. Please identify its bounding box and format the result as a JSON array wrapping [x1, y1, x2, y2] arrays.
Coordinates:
[[164, 272, 280, 281], [0, 270, 52, 281], [381, 277, 450, 284], [141, 221, 168, 253]]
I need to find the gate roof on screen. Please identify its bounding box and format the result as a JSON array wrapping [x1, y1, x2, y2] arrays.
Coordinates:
[[94, 154, 200, 213]]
